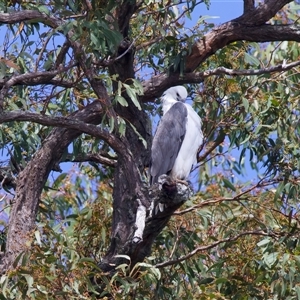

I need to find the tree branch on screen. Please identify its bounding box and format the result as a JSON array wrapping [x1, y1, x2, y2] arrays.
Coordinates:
[[0, 109, 122, 152], [63, 153, 117, 167], [197, 130, 226, 163], [141, 0, 297, 101], [186, 23, 300, 73], [174, 179, 279, 216], [141, 56, 300, 103], [0, 167, 16, 190], [100, 178, 192, 272], [116, 0, 139, 36], [0, 10, 61, 28], [1, 65, 75, 86], [243, 0, 255, 13], [0, 78, 76, 89], [54, 40, 71, 69], [0, 64, 76, 110], [236, 0, 292, 25], [155, 230, 275, 268], [201, 59, 300, 77], [0, 100, 126, 271]]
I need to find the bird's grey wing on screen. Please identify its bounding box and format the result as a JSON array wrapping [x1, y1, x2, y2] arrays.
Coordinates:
[[150, 102, 187, 184]]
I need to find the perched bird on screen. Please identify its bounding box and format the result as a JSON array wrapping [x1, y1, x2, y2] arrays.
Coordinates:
[[150, 86, 203, 185]]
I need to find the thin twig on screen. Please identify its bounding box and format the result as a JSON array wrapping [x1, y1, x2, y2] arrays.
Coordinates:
[[174, 179, 278, 216], [155, 230, 275, 268]]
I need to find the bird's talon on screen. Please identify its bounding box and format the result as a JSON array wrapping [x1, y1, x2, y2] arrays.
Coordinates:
[[176, 179, 189, 186]]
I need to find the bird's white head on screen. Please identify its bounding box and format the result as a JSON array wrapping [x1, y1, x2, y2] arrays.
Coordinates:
[[161, 86, 188, 115], [162, 86, 188, 103]]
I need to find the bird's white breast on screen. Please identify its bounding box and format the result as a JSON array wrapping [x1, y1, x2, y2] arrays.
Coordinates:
[[171, 103, 203, 180], [162, 95, 177, 115]]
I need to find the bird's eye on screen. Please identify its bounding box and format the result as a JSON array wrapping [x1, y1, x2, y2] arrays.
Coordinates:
[[176, 92, 180, 100]]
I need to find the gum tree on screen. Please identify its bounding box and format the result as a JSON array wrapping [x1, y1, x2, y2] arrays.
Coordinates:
[[0, 0, 300, 298]]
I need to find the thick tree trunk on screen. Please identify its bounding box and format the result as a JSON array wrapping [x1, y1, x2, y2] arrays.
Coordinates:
[[0, 101, 103, 270], [100, 175, 192, 272]]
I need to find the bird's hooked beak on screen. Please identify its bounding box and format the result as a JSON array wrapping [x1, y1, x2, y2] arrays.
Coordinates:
[[176, 92, 186, 102]]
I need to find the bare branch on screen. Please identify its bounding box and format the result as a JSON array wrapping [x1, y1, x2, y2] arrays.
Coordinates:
[[54, 40, 71, 69], [236, 0, 292, 25], [141, 58, 300, 103], [0, 10, 61, 28], [63, 153, 117, 167], [48, 79, 77, 88], [0, 110, 121, 152], [202, 60, 300, 77], [3, 65, 75, 86], [99, 38, 138, 67], [186, 23, 299, 73], [0, 78, 76, 89], [34, 31, 53, 72], [243, 0, 255, 13], [136, 37, 163, 51]]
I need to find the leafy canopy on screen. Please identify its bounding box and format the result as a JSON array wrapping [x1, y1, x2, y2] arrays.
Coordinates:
[[0, 0, 300, 299]]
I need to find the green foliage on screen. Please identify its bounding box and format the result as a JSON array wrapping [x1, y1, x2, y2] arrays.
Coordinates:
[[0, 0, 300, 299]]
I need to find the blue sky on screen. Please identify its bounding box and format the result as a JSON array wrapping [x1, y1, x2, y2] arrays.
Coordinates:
[[193, 0, 243, 23]]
